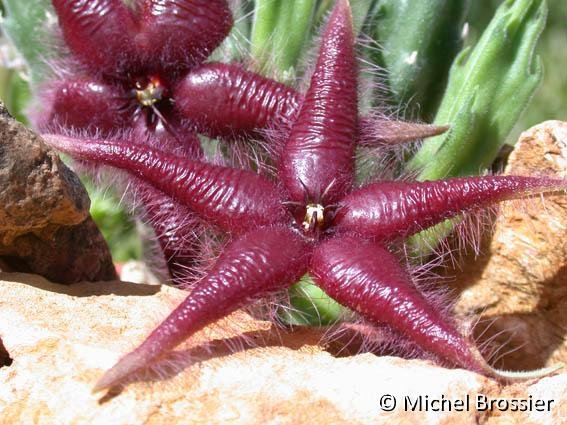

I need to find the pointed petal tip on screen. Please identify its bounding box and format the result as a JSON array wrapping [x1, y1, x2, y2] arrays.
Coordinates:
[[42, 134, 76, 155], [489, 362, 565, 383], [433, 124, 451, 136], [359, 120, 450, 146], [407, 122, 450, 140], [92, 351, 147, 393], [330, 0, 353, 27], [92, 378, 111, 394], [92, 372, 117, 394], [336, 0, 352, 12], [468, 343, 564, 383]]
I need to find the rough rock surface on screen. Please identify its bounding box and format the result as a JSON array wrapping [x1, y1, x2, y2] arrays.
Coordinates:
[[0, 273, 565, 425], [0, 335, 12, 368], [0, 103, 116, 283], [453, 121, 567, 370]]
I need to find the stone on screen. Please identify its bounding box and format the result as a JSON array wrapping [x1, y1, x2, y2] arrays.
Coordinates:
[[118, 260, 163, 286], [0, 336, 12, 368], [453, 121, 567, 370], [2, 121, 566, 423], [0, 103, 116, 283], [0, 272, 565, 425]]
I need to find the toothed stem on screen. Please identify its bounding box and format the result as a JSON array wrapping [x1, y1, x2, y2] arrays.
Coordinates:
[[409, 0, 546, 179], [94, 226, 311, 391], [250, 0, 316, 75], [370, 0, 470, 119]]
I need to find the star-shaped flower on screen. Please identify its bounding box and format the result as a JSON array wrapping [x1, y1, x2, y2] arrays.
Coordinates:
[[41, 0, 232, 142], [41, 1, 447, 146], [45, 0, 564, 390], [40, 0, 450, 282], [38, 0, 239, 279]]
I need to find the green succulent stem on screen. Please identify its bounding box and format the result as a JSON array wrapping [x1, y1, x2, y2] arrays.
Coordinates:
[[250, 0, 375, 78], [370, 0, 470, 120], [4, 71, 30, 123], [2, 0, 53, 86], [278, 275, 353, 326], [409, 0, 546, 180], [404, 0, 546, 256], [250, 0, 316, 76], [214, 1, 253, 62]]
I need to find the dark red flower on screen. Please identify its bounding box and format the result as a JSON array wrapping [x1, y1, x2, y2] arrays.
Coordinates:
[[41, 0, 451, 283], [41, 1, 447, 146], [39, 0, 239, 279], [42, 0, 232, 145], [44, 0, 565, 390]]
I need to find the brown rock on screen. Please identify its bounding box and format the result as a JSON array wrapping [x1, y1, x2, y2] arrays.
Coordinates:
[[0, 103, 116, 283], [0, 335, 12, 368], [453, 121, 567, 370], [1, 272, 564, 425]]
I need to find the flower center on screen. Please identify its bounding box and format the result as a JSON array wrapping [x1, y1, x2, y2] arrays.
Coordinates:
[[135, 76, 165, 107], [302, 203, 325, 233]]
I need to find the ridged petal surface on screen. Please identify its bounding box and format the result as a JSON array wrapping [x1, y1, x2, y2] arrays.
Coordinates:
[[52, 0, 137, 73], [334, 176, 567, 239], [311, 235, 479, 371], [95, 225, 311, 390], [44, 135, 289, 234], [175, 63, 301, 138], [46, 77, 131, 133], [137, 0, 233, 74], [279, 0, 357, 203]]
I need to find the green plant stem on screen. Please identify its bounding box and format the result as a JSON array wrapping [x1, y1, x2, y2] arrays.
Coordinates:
[[251, 0, 316, 76], [409, 0, 546, 179], [371, 0, 470, 120], [407, 0, 547, 255], [279, 275, 353, 326], [2, 0, 53, 86]]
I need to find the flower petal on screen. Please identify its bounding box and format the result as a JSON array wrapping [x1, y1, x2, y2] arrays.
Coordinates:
[[94, 225, 311, 391], [334, 176, 567, 240], [43, 77, 131, 133], [137, 0, 233, 75], [174, 62, 300, 139], [43, 134, 289, 234], [311, 234, 481, 371], [52, 0, 137, 74], [279, 0, 357, 204]]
